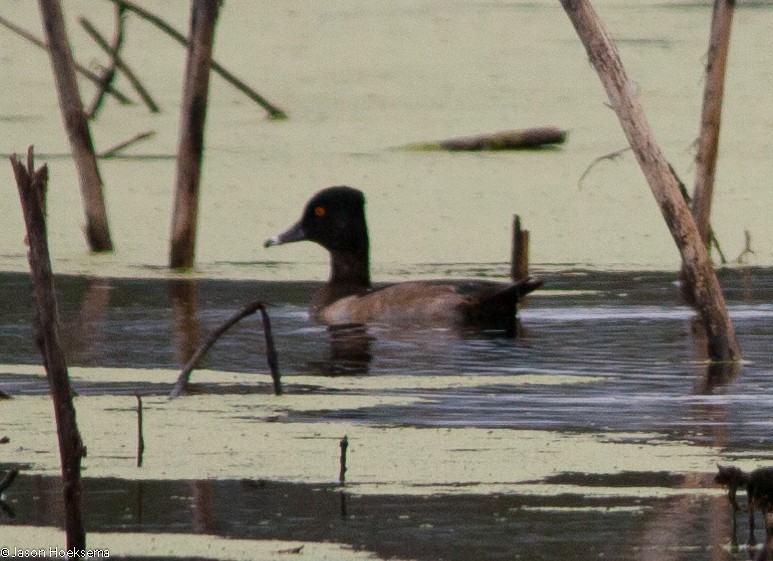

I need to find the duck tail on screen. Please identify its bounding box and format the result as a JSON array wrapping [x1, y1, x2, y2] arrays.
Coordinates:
[[471, 278, 543, 333]]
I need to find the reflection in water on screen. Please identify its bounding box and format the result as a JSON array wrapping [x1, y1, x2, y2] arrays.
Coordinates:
[[323, 324, 373, 375], [169, 280, 204, 367]]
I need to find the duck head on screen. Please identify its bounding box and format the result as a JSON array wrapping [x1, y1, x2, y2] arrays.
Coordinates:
[[264, 186, 371, 286]]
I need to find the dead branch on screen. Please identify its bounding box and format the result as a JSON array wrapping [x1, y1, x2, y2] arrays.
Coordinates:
[[86, 4, 127, 118], [98, 130, 156, 158], [691, 0, 736, 245], [40, 0, 114, 252], [169, 300, 282, 398], [80, 15, 160, 113], [136, 394, 145, 467], [11, 145, 86, 552], [0, 14, 132, 105], [560, 0, 740, 361], [169, 0, 219, 270], [578, 146, 630, 188], [105, 0, 287, 119]]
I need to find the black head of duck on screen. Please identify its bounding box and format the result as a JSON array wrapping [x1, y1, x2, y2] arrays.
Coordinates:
[[265, 186, 542, 333]]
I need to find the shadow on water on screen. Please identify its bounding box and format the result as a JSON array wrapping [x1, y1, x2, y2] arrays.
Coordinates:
[[2, 268, 773, 559], [0, 472, 741, 561]]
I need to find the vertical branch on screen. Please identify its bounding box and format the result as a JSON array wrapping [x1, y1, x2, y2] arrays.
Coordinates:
[[39, 0, 114, 252], [692, 0, 735, 245], [169, 0, 220, 269], [11, 147, 86, 552], [559, 0, 740, 361], [510, 215, 530, 282]]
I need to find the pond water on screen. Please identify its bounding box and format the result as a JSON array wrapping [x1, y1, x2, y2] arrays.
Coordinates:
[[2, 268, 773, 560], [1, 1, 773, 560]]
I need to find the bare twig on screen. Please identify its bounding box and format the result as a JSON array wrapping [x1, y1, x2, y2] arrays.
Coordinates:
[[0, 14, 132, 105], [98, 130, 156, 158], [339, 435, 349, 486], [578, 146, 630, 189], [80, 15, 160, 113], [735, 230, 755, 264], [135, 394, 145, 467], [86, 5, 127, 118], [105, 0, 287, 119], [169, 300, 282, 398]]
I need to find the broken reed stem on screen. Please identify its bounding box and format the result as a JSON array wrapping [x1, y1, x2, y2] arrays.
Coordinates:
[[339, 436, 349, 486], [11, 145, 86, 552], [169, 300, 282, 398], [104, 0, 287, 119], [98, 130, 156, 158], [79, 15, 160, 113], [136, 394, 145, 468], [0, 14, 132, 105]]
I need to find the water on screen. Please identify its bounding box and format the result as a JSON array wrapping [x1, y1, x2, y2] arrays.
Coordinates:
[[2, 268, 773, 559], [2, 1, 773, 559]]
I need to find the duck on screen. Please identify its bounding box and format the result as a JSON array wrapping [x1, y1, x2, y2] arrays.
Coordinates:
[[264, 186, 542, 333]]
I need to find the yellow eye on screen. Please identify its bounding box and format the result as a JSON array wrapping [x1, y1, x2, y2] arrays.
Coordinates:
[[314, 206, 326, 217]]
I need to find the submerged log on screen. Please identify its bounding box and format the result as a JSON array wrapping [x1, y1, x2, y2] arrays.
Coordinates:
[[405, 127, 566, 151], [11, 147, 86, 552], [560, 0, 740, 362]]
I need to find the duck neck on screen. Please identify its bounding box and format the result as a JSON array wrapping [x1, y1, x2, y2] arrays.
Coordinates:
[[329, 249, 371, 289]]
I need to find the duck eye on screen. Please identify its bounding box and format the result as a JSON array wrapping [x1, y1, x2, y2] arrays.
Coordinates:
[[314, 206, 326, 217]]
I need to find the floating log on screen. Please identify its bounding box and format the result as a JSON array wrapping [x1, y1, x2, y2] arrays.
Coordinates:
[[404, 127, 566, 151], [39, 0, 114, 252], [560, 0, 740, 362], [11, 146, 87, 552]]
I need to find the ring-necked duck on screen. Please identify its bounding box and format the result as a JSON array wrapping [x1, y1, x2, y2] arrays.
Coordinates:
[[264, 186, 542, 332]]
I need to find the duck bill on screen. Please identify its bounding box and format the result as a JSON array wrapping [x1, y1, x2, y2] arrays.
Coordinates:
[[264, 220, 306, 248]]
